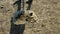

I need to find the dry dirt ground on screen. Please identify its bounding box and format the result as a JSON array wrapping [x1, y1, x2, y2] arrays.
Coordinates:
[[0, 0, 60, 34]]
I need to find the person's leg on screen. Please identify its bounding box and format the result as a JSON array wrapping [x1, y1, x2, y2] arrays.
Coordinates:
[[11, 10, 25, 23], [11, 17, 16, 24], [26, 0, 33, 10], [14, 10, 21, 18], [11, 10, 21, 23]]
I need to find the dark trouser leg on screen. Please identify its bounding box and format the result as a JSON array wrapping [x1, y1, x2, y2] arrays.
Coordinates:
[[11, 10, 21, 23], [11, 10, 25, 23], [26, 0, 33, 10]]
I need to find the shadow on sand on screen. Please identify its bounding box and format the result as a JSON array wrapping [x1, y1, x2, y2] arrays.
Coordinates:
[[10, 22, 25, 34]]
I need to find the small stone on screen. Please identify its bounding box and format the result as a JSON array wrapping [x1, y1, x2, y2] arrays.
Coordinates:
[[41, 24, 45, 27], [0, 7, 3, 9]]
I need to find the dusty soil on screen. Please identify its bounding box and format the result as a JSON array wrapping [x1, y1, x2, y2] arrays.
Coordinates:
[[0, 0, 60, 34]]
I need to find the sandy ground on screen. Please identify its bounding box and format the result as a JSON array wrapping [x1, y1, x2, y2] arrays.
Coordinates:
[[0, 0, 60, 34]]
